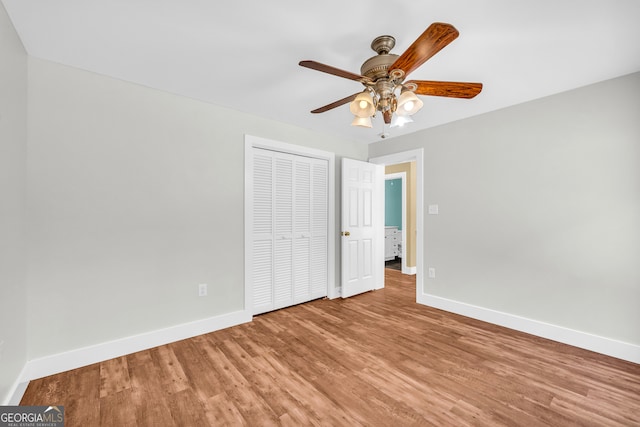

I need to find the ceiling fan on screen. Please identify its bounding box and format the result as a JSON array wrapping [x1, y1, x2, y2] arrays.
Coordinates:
[[299, 22, 482, 134]]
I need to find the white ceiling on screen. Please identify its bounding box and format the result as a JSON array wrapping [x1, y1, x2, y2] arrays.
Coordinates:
[[3, 0, 640, 144]]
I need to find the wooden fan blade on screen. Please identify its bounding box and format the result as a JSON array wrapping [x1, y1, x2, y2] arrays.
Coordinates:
[[390, 23, 459, 77], [310, 93, 359, 114], [299, 60, 371, 83], [407, 80, 483, 99]]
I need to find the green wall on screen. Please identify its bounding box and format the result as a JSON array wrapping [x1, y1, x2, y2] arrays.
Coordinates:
[[385, 178, 402, 230]]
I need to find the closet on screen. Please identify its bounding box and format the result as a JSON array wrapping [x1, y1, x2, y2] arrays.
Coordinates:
[[251, 148, 328, 315]]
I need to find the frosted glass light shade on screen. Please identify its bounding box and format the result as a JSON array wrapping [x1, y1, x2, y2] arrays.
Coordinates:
[[396, 91, 423, 116], [349, 92, 375, 118], [390, 114, 413, 128], [351, 115, 373, 128]]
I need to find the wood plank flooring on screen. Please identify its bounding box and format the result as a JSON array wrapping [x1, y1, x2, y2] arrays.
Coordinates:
[[21, 270, 640, 426]]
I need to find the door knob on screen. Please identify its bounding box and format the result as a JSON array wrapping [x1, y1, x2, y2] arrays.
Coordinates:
[[341, 231, 350, 236]]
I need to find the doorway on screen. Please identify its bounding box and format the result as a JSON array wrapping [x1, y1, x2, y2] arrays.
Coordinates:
[[370, 149, 424, 299], [384, 172, 407, 273]]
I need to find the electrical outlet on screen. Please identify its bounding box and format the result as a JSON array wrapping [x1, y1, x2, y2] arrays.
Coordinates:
[[428, 268, 436, 279], [198, 283, 208, 297]]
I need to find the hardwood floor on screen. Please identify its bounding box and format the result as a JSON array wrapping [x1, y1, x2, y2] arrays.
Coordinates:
[[384, 257, 402, 271], [21, 270, 640, 426]]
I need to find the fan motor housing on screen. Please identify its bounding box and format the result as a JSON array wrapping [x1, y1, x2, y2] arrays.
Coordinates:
[[360, 54, 399, 80]]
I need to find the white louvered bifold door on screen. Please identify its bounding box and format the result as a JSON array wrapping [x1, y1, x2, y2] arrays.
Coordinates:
[[252, 151, 275, 314], [310, 160, 328, 299], [292, 158, 311, 305], [252, 148, 328, 315], [274, 154, 294, 309]]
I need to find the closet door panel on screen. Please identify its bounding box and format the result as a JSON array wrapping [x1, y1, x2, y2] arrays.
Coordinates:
[[310, 160, 329, 298], [293, 159, 311, 303], [252, 153, 274, 313], [274, 154, 294, 309]]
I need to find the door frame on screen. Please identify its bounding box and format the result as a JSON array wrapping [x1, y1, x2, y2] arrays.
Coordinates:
[[369, 148, 424, 301], [244, 135, 337, 315]]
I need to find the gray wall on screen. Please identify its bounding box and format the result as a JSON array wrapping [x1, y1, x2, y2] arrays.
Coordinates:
[[370, 72, 640, 345], [0, 3, 28, 404], [25, 58, 367, 359]]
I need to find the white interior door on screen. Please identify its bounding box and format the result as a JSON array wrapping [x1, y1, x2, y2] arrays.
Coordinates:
[[341, 158, 384, 298]]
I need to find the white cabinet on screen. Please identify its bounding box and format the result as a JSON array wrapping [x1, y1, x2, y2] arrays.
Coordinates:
[[251, 148, 328, 315], [385, 226, 401, 261]]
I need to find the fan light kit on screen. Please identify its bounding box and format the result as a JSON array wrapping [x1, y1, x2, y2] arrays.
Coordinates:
[[299, 23, 483, 137]]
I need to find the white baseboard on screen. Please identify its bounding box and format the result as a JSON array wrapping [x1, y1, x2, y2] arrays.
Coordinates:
[[19, 309, 252, 390], [402, 266, 417, 275], [7, 381, 28, 405], [418, 292, 640, 364], [3, 364, 29, 406]]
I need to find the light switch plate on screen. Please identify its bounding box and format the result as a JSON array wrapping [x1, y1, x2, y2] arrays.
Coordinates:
[[428, 204, 439, 215], [198, 283, 208, 297]]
